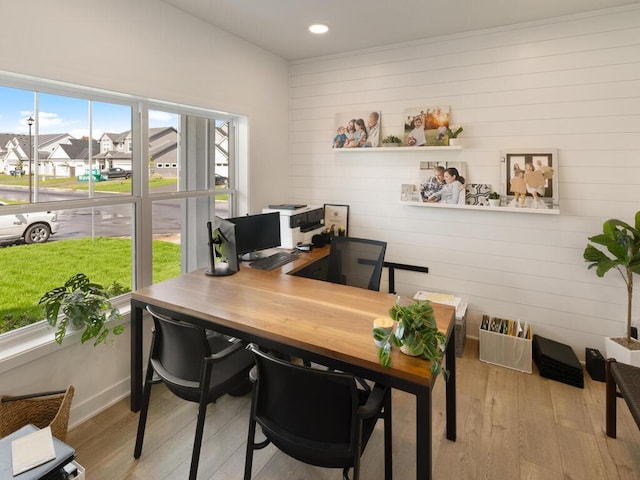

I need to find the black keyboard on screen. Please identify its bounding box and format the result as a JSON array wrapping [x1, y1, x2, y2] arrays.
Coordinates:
[[249, 252, 299, 271]]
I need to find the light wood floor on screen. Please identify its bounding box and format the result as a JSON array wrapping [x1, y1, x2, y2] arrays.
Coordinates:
[[66, 339, 640, 479]]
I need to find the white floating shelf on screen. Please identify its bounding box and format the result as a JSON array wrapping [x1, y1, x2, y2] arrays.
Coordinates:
[[334, 146, 462, 152], [400, 201, 560, 215]]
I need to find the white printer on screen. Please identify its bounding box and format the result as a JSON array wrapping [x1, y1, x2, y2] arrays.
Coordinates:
[[262, 204, 325, 249]]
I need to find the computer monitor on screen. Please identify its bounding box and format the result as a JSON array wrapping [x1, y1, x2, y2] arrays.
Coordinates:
[[227, 212, 281, 260], [206, 217, 239, 276]]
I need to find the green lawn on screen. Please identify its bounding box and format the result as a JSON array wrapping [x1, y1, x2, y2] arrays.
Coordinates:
[[0, 174, 177, 193], [0, 172, 227, 332], [0, 237, 181, 333], [0, 174, 228, 197]]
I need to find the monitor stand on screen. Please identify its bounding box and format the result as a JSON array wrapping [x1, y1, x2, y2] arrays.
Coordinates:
[[206, 262, 236, 277], [206, 219, 239, 276], [240, 251, 266, 262]]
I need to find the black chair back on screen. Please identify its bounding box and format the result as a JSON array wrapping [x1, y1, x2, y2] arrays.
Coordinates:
[[151, 312, 210, 386], [327, 236, 387, 291], [135, 306, 254, 480], [244, 345, 392, 480], [253, 347, 358, 456]]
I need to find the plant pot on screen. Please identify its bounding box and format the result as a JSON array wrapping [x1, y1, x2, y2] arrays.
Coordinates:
[[448, 138, 461, 147], [400, 344, 420, 357], [604, 336, 640, 367], [488, 199, 500, 207], [68, 318, 86, 331], [382, 143, 400, 147]]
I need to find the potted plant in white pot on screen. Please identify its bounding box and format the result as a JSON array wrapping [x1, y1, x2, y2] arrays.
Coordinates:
[[488, 192, 501, 207], [39, 273, 125, 346], [381, 135, 402, 147], [373, 298, 448, 379], [583, 211, 640, 365], [446, 126, 463, 147]]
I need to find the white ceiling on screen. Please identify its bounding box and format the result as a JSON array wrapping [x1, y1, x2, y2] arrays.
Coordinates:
[[161, 0, 640, 60]]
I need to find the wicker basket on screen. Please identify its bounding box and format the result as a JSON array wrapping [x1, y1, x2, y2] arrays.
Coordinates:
[[0, 385, 74, 442]]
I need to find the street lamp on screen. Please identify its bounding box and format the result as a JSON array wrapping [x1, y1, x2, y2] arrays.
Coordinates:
[[27, 116, 34, 203]]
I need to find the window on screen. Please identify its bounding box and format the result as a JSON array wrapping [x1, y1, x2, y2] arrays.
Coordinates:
[[0, 77, 241, 337]]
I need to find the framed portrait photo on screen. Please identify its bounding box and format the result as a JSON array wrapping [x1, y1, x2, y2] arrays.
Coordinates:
[[324, 204, 349, 236], [501, 149, 558, 210], [404, 106, 450, 146], [333, 111, 381, 148]]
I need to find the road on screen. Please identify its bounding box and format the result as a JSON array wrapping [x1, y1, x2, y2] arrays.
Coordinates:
[[0, 186, 229, 242]]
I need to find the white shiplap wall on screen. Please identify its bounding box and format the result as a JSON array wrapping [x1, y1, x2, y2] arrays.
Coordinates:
[[288, 5, 640, 359]]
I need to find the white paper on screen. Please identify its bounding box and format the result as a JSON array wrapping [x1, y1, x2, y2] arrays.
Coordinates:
[[11, 426, 56, 476]]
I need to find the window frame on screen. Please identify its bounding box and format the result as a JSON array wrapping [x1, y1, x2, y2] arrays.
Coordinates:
[[0, 70, 243, 366]]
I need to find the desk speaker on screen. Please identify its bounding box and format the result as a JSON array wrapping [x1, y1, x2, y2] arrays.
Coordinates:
[[585, 348, 606, 382]]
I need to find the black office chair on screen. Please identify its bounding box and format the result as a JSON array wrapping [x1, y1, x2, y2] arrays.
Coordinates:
[[327, 236, 387, 291], [244, 344, 392, 480], [134, 306, 254, 480]]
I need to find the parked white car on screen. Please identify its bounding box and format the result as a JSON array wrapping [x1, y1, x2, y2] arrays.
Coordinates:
[[0, 201, 59, 244]]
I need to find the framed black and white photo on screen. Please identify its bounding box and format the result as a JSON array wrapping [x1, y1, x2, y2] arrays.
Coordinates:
[[500, 149, 558, 210], [324, 204, 349, 236]]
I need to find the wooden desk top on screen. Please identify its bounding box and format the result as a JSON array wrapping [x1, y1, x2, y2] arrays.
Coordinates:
[[132, 249, 454, 390]]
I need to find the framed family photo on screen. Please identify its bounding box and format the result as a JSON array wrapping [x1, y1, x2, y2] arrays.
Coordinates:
[[404, 106, 450, 146], [333, 111, 381, 148], [501, 149, 558, 209]]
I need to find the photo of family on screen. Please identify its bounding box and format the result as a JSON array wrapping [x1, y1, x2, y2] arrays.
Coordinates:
[[404, 106, 450, 146], [502, 150, 558, 209], [332, 111, 381, 148], [413, 161, 468, 204]]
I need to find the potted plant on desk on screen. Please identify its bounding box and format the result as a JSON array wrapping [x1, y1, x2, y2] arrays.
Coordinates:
[[39, 273, 125, 346], [373, 298, 448, 378], [583, 211, 640, 365]]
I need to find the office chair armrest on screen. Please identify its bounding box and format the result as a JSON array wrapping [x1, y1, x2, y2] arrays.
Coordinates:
[[207, 338, 246, 361], [356, 383, 388, 419]]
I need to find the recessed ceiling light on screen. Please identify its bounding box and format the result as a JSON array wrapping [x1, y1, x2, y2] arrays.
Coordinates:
[[309, 24, 329, 34]]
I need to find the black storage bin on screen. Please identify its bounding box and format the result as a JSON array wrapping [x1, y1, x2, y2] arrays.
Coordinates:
[[585, 348, 606, 382], [532, 335, 584, 388]]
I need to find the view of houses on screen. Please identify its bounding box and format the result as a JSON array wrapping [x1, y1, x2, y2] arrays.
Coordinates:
[[0, 127, 179, 178]]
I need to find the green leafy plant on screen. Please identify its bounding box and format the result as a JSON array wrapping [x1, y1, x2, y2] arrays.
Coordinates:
[[39, 273, 124, 346], [583, 211, 640, 345], [382, 135, 402, 144], [489, 192, 500, 200], [373, 299, 448, 379], [446, 125, 463, 138]]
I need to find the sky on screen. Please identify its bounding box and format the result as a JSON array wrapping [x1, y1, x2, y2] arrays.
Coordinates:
[[0, 85, 177, 139]]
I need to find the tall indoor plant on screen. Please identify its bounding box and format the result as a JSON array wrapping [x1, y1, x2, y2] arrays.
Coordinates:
[[374, 298, 448, 378], [583, 211, 640, 360], [39, 273, 124, 346]]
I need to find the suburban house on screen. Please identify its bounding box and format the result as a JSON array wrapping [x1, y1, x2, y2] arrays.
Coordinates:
[[0, 128, 180, 177], [1, 133, 74, 175]]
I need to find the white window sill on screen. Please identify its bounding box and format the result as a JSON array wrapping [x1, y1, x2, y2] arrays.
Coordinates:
[[0, 297, 131, 376]]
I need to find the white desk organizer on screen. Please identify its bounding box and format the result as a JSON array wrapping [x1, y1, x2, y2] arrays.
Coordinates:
[[478, 314, 532, 374], [413, 291, 468, 358]]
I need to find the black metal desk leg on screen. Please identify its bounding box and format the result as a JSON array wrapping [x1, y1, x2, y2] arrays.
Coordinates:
[[416, 388, 432, 480], [130, 303, 143, 412], [445, 328, 457, 441]]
